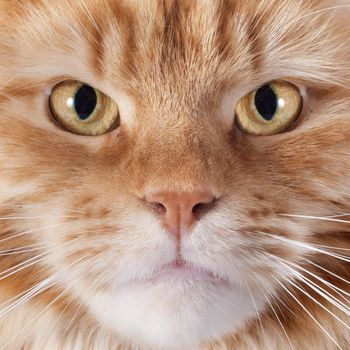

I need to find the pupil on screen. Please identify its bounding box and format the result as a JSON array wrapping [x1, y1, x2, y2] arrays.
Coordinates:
[[74, 85, 97, 120], [254, 84, 277, 121]]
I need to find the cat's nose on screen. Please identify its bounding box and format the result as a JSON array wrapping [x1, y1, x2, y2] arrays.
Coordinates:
[[145, 191, 215, 240]]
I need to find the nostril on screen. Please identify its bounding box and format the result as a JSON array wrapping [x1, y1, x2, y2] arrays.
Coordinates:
[[192, 198, 216, 218], [192, 203, 202, 215], [149, 202, 167, 215]]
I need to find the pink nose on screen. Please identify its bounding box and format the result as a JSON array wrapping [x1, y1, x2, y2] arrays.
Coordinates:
[[145, 191, 215, 240]]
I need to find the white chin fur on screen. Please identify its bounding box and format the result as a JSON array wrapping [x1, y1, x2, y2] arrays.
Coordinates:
[[88, 279, 263, 349]]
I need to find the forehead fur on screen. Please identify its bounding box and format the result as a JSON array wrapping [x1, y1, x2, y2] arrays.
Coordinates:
[[1, 0, 350, 90]]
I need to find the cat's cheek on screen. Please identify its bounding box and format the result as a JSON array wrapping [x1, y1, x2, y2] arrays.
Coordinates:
[[86, 282, 265, 349]]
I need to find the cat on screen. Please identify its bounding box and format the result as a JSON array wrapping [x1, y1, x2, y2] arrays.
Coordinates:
[[0, 0, 350, 349]]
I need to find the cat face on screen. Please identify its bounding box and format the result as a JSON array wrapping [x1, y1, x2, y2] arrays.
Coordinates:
[[0, 0, 350, 349]]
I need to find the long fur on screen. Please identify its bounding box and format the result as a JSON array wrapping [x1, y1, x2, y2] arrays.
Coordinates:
[[0, 0, 350, 349]]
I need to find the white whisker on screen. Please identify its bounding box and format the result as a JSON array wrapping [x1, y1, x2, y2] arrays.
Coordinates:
[[267, 254, 350, 303], [49, 258, 96, 337], [272, 258, 350, 321], [0, 277, 56, 319], [0, 256, 88, 349], [0, 256, 51, 282], [284, 258, 350, 301], [0, 253, 48, 280], [0, 223, 69, 244], [0, 278, 51, 310], [250, 268, 296, 317], [0, 283, 73, 349], [301, 271, 350, 308], [290, 277, 350, 330], [245, 278, 265, 338], [0, 215, 79, 221], [253, 272, 295, 350], [275, 279, 345, 350], [313, 244, 350, 252], [326, 214, 350, 219], [306, 259, 350, 287], [279, 214, 350, 225], [0, 247, 46, 256], [0, 243, 49, 256], [295, 275, 350, 320], [0, 241, 70, 281], [63, 300, 83, 335], [258, 232, 350, 263], [0, 203, 87, 214]]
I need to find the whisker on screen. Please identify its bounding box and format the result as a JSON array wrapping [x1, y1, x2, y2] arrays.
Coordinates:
[[326, 214, 350, 219], [0, 203, 87, 214], [0, 223, 70, 244], [0, 215, 80, 221], [0, 256, 51, 282], [0, 256, 88, 349], [271, 257, 350, 320], [275, 279, 345, 350], [0, 281, 76, 349], [302, 272, 350, 308], [0, 278, 51, 310], [0, 242, 71, 281], [63, 299, 83, 336], [245, 278, 265, 338], [44, 277, 93, 339], [258, 232, 350, 263], [0, 243, 50, 256], [46, 299, 73, 339], [0, 253, 49, 280], [0, 242, 44, 250], [60, 263, 109, 337], [294, 275, 350, 320], [266, 253, 350, 302], [0, 277, 56, 319], [284, 258, 350, 301], [250, 268, 296, 317], [278, 265, 350, 330], [306, 259, 350, 287], [278, 214, 350, 225], [313, 244, 350, 252], [0, 247, 46, 256], [253, 272, 295, 350]]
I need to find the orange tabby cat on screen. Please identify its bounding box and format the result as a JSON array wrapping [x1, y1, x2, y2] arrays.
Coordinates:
[[0, 0, 350, 349]]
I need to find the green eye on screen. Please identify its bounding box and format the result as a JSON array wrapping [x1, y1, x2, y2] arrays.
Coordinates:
[[49, 80, 119, 136], [235, 81, 303, 136]]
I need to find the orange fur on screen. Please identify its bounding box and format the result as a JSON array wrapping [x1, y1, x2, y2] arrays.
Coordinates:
[[0, 0, 350, 349]]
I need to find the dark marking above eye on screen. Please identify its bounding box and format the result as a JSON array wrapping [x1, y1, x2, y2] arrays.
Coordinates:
[[254, 84, 277, 121], [74, 85, 97, 120]]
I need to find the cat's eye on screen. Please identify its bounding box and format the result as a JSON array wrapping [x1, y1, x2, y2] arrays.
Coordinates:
[[235, 81, 303, 136], [49, 81, 119, 136]]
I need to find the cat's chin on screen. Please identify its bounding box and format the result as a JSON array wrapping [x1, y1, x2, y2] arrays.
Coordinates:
[[87, 276, 264, 349]]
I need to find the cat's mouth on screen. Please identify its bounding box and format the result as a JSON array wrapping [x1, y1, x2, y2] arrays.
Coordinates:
[[146, 261, 229, 286]]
